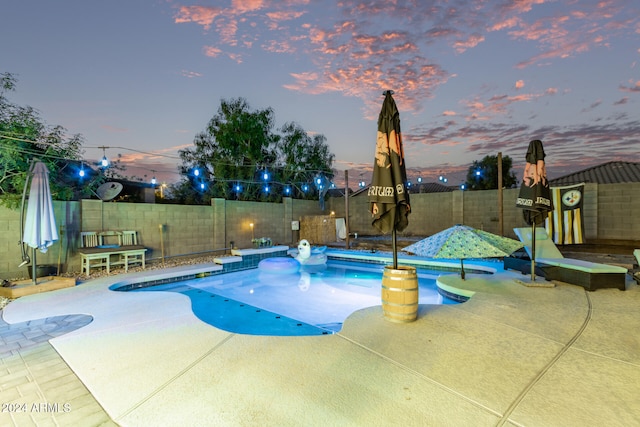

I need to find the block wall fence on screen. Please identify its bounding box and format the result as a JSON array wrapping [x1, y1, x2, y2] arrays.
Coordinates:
[[1, 182, 638, 279]]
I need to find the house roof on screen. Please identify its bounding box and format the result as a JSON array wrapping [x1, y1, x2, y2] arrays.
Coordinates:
[[411, 182, 454, 193], [549, 161, 640, 186]]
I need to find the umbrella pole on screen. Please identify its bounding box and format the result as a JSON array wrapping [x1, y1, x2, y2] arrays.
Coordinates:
[[392, 228, 398, 269], [531, 222, 536, 282], [32, 248, 37, 285], [461, 259, 465, 280]]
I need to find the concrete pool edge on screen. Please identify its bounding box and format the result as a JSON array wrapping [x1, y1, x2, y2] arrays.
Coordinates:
[[3, 253, 640, 425]]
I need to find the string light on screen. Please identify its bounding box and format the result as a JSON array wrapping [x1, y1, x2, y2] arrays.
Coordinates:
[[1, 131, 340, 197], [99, 146, 109, 168]]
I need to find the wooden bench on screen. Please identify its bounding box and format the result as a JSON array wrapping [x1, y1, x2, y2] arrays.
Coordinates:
[[78, 231, 147, 275]]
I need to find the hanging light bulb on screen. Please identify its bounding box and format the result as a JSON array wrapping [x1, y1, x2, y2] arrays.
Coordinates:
[[194, 168, 200, 177], [79, 163, 85, 178], [151, 176, 157, 185], [99, 146, 109, 168]]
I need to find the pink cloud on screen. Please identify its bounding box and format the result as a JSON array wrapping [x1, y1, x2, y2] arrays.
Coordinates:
[[266, 10, 306, 22], [453, 33, 485, 53], [620, 80, 640, 92], [203, 46, 222, 57], [230, 0, 265, 14], [515, 80, 525, 90], [174, 6, 222, 30]]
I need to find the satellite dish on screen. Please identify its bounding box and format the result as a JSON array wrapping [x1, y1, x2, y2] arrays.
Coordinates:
[[96, 182, 123, 201]]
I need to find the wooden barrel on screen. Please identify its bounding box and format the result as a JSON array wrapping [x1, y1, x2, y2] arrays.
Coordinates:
[[381, 266, 418, 323]]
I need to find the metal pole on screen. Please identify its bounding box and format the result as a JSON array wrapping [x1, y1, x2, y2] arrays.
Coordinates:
[[531, 222, 536, 282], [392, 228, 398, 269], [344, 170, 350, 249], [32, 248, 37, 285], [498, 152, 503, 236]]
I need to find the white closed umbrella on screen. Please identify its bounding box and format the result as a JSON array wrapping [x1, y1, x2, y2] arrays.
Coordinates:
[[22, 161, 58, 283]]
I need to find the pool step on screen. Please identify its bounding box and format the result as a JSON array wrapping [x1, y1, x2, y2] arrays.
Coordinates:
[[214, 256, 243, 265]]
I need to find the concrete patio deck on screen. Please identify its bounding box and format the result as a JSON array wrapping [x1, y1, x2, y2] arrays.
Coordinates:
[[1, 258, 639, 426]]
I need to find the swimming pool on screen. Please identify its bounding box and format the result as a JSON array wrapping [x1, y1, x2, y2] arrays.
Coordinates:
[[125, 259, 458, 336]]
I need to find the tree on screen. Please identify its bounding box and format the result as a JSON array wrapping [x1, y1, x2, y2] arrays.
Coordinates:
[[464, 154, 517, 190], [278, 122, 335, 196], [173, 98, 334, 204], [0, 72, 85, 208]]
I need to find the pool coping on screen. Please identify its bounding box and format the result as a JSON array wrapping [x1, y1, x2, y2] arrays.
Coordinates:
[[4, 249, 637, 426]]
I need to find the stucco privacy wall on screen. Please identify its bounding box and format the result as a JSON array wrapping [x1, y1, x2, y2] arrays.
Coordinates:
[[1, 182, 639, 279], [0, 197, 321, 279], [328, 182, 640, 242]]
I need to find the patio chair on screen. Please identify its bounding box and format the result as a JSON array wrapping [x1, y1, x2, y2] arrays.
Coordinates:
[[507, 227, 627, 291], [78, 231, 109, 274], [113, 231, 146, 271], [80, 231, 101, 248]]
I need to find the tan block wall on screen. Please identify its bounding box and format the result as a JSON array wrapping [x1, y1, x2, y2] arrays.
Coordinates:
[[2, 183, 639, 280], [597, 183, 640, 240]]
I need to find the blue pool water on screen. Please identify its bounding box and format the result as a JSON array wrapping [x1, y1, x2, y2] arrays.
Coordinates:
[[132, 260, 458, 336]]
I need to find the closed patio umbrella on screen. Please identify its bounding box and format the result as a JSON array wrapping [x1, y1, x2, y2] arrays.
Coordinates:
[[515, 139, 553, 281], [402, 225, 524, 280], [368, 90, 410, 269], [22, 161, 58, 284]]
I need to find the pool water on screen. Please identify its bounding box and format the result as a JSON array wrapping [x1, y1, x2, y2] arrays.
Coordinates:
[[133, 260, 458, 336]]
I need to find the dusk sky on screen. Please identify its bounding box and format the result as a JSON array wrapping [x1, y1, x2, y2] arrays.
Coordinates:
[[3, 0, 639, 188]]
